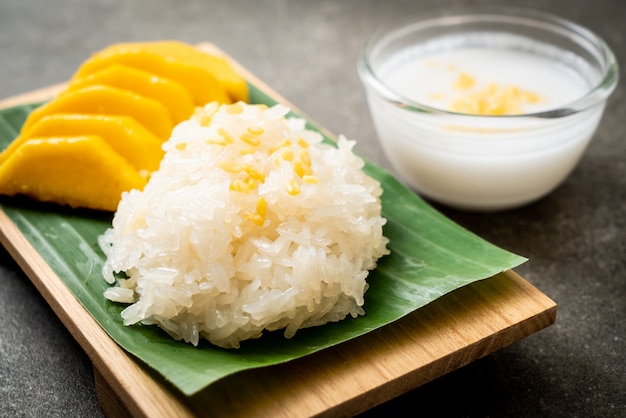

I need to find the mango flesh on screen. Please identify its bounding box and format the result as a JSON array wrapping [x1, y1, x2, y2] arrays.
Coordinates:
[[0, 114, 164, 172], [20, 85, 174, 140], [137, 41, 248, 102], [67, 64, 195, 123], [0, 136, 146, 212], [0, 40, 248, 212], [73, 41, 246, 105]]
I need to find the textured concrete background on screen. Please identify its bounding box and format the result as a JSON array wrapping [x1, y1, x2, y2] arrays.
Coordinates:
[[0, 0, 624, 416]]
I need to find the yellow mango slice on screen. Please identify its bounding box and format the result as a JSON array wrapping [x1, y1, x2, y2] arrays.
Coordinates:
[[67, 64, 195, 123], [20, 85, 173, 140], [0, 114, 164, 172], [0, 136, 146, 212], [137, 41, 248, 103], [73, 41, 242, 105]]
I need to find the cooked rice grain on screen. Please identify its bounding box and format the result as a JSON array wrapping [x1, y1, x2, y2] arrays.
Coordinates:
[[99, 102, 389, 348]]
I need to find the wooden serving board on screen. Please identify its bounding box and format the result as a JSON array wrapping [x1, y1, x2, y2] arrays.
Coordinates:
[[0, 44, 557, 417]]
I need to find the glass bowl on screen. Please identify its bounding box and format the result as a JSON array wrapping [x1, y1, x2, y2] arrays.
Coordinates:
[[358, 8, 618, 211]]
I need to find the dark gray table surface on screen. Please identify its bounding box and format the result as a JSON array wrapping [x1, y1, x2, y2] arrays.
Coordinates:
[[1, 0, 624, 417]]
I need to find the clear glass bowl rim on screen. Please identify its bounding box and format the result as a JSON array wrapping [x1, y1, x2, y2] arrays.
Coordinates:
[[357, 7, 619, 119]]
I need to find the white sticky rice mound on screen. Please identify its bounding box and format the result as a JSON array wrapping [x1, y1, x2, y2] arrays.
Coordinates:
[[99, 102, 389, 349]]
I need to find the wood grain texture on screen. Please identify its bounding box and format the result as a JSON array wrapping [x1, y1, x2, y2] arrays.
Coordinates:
[[182, 270, 556, 418], [0, 43, 556, 418]]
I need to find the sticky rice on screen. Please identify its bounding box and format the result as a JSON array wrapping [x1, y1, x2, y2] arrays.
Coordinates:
[[99, 102, 389, 349]]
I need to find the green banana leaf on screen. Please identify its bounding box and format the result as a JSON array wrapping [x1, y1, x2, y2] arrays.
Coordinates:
[[0, 83, 526, 396]]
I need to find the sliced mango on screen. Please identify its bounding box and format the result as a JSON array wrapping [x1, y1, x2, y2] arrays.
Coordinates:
[[0, 136, 146, 212], [137, 41, 248, 103], [0, 114, 164, 172], [67, 64, 195, 123], [20, 85, 174, 140], [1, 40, 250, 212], [73, 41, 243, 105]]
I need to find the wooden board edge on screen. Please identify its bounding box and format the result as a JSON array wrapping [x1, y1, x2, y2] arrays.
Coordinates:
[[0, 209, 195, 418], [0, 83, 66, 108], [331, 301, 557, 416], [177, 268, 555, 418]]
